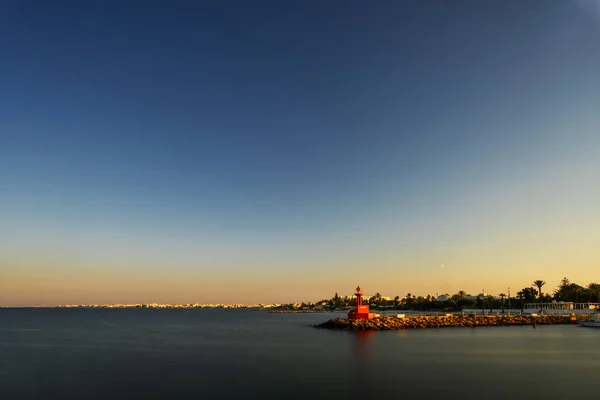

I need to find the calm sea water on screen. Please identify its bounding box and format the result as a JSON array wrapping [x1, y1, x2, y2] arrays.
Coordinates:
[[1, 308, 598, 399]]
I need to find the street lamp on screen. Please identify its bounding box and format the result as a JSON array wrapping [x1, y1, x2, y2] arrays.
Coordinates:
[[482, 289, 485, 315]]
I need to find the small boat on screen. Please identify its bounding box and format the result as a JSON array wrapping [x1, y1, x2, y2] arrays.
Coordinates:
[[580, 316, 600, 328]]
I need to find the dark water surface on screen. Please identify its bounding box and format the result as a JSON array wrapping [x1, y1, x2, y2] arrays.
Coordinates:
[[1, 309, 599, 399]]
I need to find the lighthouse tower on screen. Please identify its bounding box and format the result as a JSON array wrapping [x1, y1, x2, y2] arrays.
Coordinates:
[[348, 286, 376, 320]]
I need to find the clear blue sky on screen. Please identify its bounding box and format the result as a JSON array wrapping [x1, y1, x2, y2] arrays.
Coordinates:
[[1, 1, 599, 305]]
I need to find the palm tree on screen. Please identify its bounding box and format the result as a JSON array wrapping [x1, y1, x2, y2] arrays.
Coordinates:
[[498, 293, 506, 313], [394, 295, 400, 307], [517, 291, 524, 311], [370, 292, 382, 307], [570, 284, 584, 302], [588, 283, 600, 303], [533, 280, 546, 299], [498, 292, 505, 307], [404, 293, 413, 308]]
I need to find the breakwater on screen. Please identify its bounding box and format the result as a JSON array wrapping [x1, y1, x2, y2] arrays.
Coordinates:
[[268, 310, 327, 314], [316, 314, 583, 331]]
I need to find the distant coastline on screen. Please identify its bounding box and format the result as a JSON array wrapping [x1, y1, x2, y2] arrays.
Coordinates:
[[1, 304, 309, 310], [267, 309, 329, 314], [4, 277, 597, 311]]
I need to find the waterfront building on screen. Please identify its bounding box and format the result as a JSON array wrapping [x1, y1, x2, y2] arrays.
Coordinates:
[[524, 301, 600, 314]]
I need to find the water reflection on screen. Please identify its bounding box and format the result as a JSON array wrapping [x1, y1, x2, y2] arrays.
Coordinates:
[[353, 330, 375, 362], [396, 329, 408, 338], [348, 330, 378, 398]]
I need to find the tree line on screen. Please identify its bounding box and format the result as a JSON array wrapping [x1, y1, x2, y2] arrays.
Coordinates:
[[317, 277, 600, 311]]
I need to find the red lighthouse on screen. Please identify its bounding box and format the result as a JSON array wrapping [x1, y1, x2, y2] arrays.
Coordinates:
[[348, 286, 376, 320]]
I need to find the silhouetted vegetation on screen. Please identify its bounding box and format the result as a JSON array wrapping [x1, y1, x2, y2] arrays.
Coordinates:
[[307, 276, 599, 312]]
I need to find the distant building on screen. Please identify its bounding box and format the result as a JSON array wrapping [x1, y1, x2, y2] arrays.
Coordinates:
[[435, 294, 452, 302], [465, 293, 489, 301], [523, 301, 600, 314], [344, 294, 372, 301], [344, 294, 392, 301]]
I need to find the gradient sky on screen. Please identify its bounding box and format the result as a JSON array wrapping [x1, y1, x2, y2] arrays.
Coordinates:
[[1, 1, 599, 306]]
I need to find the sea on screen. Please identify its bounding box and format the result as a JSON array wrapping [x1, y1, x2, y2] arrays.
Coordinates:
[[1, 308, 598, 400]]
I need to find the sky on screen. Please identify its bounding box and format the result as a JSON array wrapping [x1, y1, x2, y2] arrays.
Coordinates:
[[1, 1, 599, 306]]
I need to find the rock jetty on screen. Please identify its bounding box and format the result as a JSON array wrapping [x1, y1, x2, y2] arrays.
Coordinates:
[[315, 314, 582, 331], [268, 309, 327, 314]]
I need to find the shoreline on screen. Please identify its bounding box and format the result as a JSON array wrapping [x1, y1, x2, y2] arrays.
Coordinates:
[[315, 315, 590, 331], [268, 310, 329, 313]]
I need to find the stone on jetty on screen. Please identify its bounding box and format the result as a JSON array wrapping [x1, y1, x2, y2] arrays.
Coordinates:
[[315, 315, 580, 331]]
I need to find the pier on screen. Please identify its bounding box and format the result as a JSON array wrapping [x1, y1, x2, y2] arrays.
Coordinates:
[[315, 314, 591, 331]]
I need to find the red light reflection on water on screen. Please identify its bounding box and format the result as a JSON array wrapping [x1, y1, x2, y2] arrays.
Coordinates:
[[353, 330, 376, 362]]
